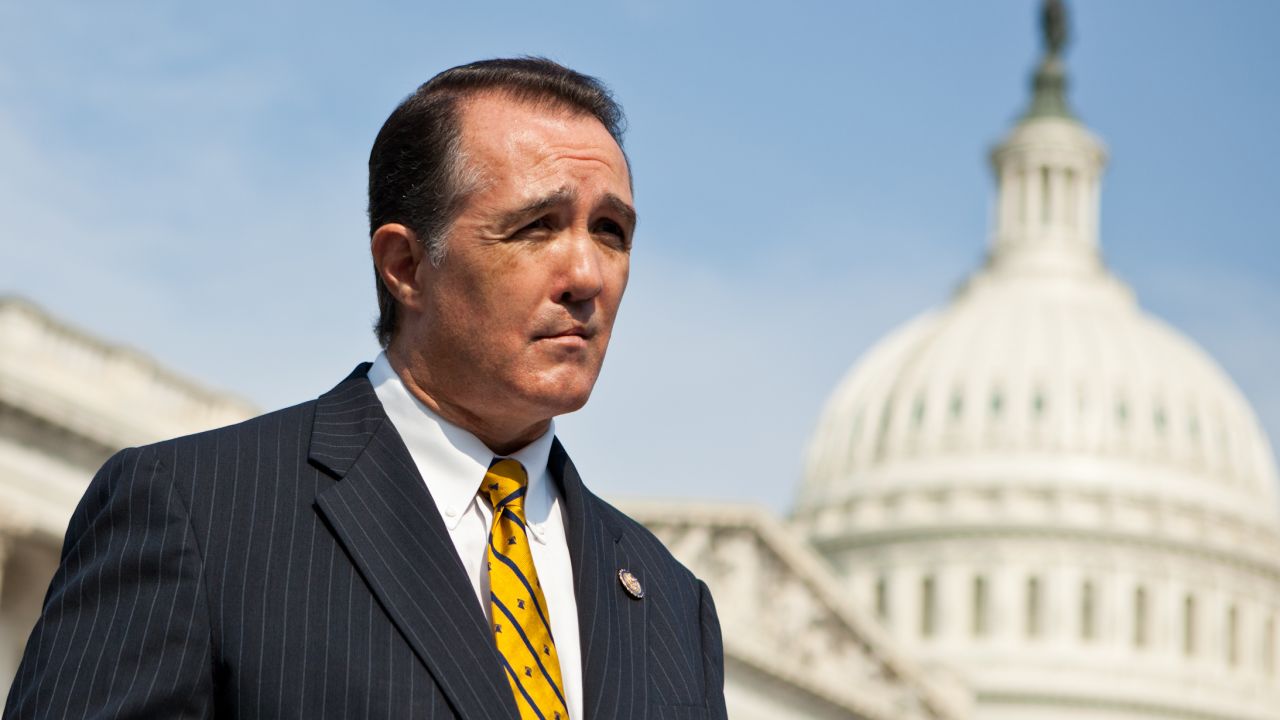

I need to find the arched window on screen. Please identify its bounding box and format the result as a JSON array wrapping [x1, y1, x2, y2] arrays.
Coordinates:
[[921, 575, 938, 638], [1026, 576, 1043, 638], [1040, 166, 1052, 225], [1133, 586, 1148, 648], [875, 574, 890, 621], [1183, 594, 1197, 656], [1064, 168, 1078, 228], [973, 575, 990, 637], [1081, 581, 1097, 641], [912, 395, 926, 427], [1018, 167, 1029, 223]]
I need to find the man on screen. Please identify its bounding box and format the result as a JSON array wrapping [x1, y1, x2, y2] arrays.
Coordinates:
[[4, 58, 728, 720]]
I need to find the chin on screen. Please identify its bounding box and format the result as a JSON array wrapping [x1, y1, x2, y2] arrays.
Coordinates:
[[526, 374, 596, 417], [547, 387, 593, 416]]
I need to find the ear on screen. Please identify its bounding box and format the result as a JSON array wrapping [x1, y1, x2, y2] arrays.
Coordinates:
[[371, 223, 428, 312]]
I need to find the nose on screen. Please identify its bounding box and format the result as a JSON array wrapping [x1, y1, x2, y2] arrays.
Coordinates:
[[557, 229, 604, 305]]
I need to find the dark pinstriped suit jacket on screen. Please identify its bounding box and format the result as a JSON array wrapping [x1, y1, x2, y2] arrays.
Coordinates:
[[4, 365, 727, 719]]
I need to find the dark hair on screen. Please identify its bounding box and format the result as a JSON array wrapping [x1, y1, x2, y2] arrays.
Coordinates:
[[367, 57, 628, 348]]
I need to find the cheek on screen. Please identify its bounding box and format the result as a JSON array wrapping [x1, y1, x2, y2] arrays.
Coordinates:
[[603, 257, 630, 309]]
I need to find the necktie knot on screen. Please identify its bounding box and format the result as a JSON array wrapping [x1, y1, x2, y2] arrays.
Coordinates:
[[485, 458, 529, 515]]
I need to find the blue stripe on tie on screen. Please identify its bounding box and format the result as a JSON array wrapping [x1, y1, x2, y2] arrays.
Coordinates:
[[500, 657, 548, 720], [502, 507, 526, 530], [488, 536, 555, 641], [496, 486, 526, 509], [492, 593, 568, 708]]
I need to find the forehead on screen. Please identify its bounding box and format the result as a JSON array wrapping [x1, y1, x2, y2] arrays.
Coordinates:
[[455, 92, 631, 195]]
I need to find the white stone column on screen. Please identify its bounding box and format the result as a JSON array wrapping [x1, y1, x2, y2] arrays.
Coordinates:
[[0, 534, 8, 610], [1115, 571, 1138, 654], [990, 563, 1017, 647], [937, 564, 964, 646], [894, 566, 921, 645], [1049, 164, 1066, 240], [1027, 161, 1044, 240], [0, 534, 11, 699], [1048, 564, 1074, 649], [1086, 171, 1102, 250]]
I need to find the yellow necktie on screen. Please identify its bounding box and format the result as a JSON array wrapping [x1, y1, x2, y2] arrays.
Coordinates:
[[484, 458, 569, 720]]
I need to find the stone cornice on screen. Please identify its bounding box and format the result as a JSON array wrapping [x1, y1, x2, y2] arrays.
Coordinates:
[[622, 500, 972, 720], [0, 296, 256, 449], [795, 483, 1280, 580]]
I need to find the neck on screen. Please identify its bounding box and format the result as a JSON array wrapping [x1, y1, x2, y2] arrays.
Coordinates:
[[385, 348, 550, 456]]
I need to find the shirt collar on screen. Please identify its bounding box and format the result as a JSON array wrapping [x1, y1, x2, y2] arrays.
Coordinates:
[[368, 352, 557, 531]]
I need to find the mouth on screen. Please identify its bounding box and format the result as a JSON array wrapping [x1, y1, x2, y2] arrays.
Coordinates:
[[535, 325, 594, 345]]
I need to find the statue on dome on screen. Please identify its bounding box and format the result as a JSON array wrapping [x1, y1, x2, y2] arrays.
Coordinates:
[[1042, 0, 1068, 57]]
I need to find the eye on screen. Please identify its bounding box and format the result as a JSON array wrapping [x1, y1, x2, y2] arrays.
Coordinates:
[[514, 216, 553, 237], [592, 218, 630, 250]]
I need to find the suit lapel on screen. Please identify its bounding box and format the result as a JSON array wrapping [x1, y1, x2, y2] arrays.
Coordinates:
[[310, 365, 518, 720], [551, 440, 649, 720]]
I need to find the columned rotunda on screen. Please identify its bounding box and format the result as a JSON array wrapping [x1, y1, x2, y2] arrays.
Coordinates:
[[791, 3, 1280, 718]]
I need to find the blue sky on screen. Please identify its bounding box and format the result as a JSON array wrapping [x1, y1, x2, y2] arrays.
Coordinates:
[[2, 1, 1277, 511]]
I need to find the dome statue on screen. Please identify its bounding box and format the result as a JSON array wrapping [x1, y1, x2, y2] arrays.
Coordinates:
[[792, 2, 1280, 718]]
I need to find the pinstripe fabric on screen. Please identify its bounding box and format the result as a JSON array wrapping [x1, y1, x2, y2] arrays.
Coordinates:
[[3, 364, 728, 719]]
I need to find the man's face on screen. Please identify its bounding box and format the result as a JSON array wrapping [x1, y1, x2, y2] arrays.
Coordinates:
[[406, 93, 634, 435]]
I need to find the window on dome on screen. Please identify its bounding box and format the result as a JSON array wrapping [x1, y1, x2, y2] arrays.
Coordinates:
[[973, 575, 990, 637], [1226, 605, 1239, 666], [950, 392, 964, 421], [1183, 594, 1197, 657], [1133, 586, 1149, 648], [1026, 577, 1043, 639], [875, 575, 890, 622], [1081, 581, 1097, 641], [1154, 406, 1167, 435], [921, 575, 938, 638], [1116, 400, 1129, 425], [1265, 615, 1276, 675], [1033, 391, 1047, 419], [913, 396, 926, 427], [1065, 168, 1078, 228], [991, 390, 1005, 418], [875, 404, 894, 460], [1040, 166, 1052, 225], [1019, 167, 1030, 224]]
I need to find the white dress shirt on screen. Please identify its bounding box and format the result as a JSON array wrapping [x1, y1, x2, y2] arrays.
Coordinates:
[[368, 353, 583, 720]]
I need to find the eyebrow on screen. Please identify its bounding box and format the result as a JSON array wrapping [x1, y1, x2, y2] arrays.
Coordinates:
[[493, 186, 638, 232], [497, 187, 578, 229], [603, 193, 638, 231]]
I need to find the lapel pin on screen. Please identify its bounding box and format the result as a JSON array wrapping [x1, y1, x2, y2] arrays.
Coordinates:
[[618, 568, 644, 600]]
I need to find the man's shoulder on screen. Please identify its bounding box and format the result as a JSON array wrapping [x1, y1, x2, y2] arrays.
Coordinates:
[[132, 396, 320, 462], [128, 363, 375, 465]]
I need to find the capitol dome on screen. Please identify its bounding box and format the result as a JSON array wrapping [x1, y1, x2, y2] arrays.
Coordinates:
[[792, 6, 1280, 720], [798, 184, 1280, 527]]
